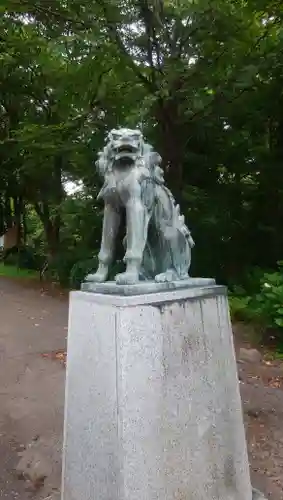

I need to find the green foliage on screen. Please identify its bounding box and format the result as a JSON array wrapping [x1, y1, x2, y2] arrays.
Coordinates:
[[69, 257, 127, 289], [0, 262, 37, 280], [43, 246, 93, 287], [3, 245, 42, 270], [229, 294, 254, 322], [1, 0, 283, 338], [69, 258, 97, 290], [229, 263, 283, 348], [253, 266, 283, 330]]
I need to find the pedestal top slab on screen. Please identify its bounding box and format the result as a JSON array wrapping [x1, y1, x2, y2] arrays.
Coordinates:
[[81, 277, 215, 296], [76, 279, 226, 307]]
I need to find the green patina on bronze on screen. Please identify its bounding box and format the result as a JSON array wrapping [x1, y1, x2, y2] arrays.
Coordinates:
[[86, 127, 195, 285]]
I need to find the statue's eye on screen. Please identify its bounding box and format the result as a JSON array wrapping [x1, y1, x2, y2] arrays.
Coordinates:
[[131, 135, 140, 141]]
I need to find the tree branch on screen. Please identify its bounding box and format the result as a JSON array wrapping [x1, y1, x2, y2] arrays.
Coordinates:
[[185, 15, 282, 124], [95, 0, 156, 91]]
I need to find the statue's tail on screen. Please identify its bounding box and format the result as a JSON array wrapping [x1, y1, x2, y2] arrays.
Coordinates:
[[153, 186, 195, 246], [175, 205, 195, 248], [186, 231, 195, 248]]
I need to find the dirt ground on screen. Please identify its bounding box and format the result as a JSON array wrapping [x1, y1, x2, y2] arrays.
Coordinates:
[[0, 277, 282, 499], [0, 278, 67, 500]]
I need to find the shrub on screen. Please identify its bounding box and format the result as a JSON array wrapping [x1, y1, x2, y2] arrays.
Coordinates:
[[44, 247, 95, 288], [69, 258, 98, 289], [3, 245, 42, 270], [229, 263, 283, 348], [253, 266, 283, 329], [228, 294, 253, 322], [69, 258, 125, 289]]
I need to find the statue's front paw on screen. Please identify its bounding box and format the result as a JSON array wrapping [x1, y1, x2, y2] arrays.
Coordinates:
[[155, 269, 177, 283], [155, 272, 168, 283], [85, 264, 108, 283], [85, 273, 105, 283], [115, 271, 139, 285]]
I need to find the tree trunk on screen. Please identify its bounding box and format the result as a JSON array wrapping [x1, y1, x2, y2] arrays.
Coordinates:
[[0, 195, 4, 235], [33, 200, 61, 261], [33, 155, 64, 260], [22, 203, 27, 245], [45, 218, 61, 258], [154, 97, 185, 203], [4, 193, 13, 229], [14, 196, 23, 247]]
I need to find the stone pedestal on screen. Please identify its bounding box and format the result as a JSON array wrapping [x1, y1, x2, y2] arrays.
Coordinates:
[[62, 285, 253, 500]]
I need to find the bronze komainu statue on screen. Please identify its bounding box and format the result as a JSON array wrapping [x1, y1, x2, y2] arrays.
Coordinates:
[[86, 128, 194, 285]]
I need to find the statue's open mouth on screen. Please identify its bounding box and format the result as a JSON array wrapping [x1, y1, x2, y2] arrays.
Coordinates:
[[114, 144, 139, 163], [116, 145, 138, 154]]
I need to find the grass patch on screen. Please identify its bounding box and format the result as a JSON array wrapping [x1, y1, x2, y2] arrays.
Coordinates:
[[0, 262, 38, 280]]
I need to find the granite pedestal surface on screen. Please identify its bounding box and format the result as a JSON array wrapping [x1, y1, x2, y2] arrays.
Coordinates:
[[62, 283, 255, 500]]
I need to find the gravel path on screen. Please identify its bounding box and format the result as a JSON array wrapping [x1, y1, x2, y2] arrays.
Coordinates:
[[0, 278, 67, 499]]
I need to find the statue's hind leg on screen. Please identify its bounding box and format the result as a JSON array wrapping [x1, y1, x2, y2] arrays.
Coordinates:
[[154, 232, 191, 283]]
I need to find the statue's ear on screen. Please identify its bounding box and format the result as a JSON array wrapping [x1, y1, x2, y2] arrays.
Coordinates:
[[150, 152, 162, 166], [156, 153, 162, 165]]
